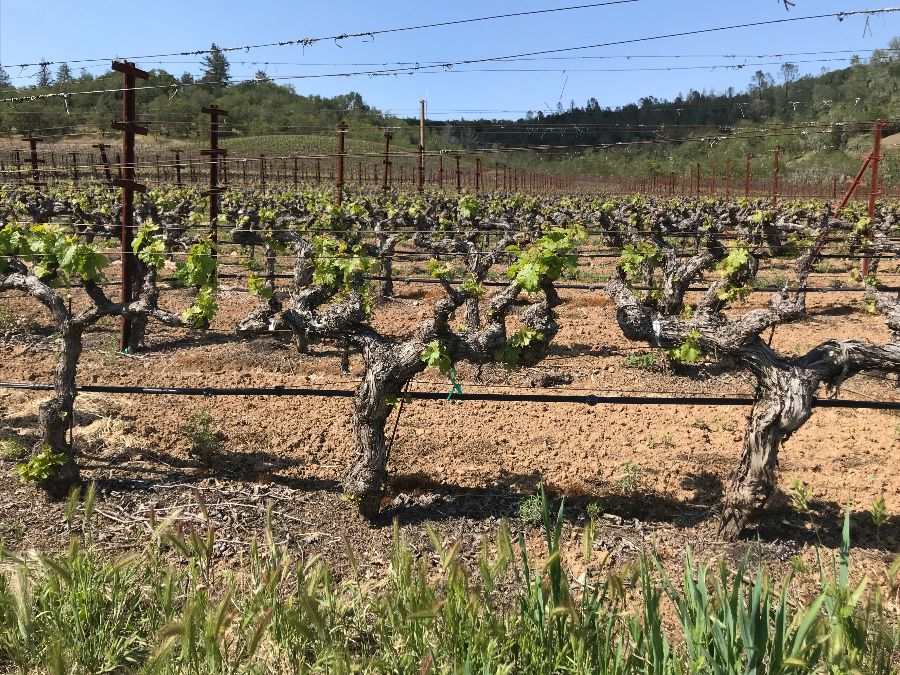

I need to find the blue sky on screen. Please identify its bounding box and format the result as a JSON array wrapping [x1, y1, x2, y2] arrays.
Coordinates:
[[1, 0, 898, 119]]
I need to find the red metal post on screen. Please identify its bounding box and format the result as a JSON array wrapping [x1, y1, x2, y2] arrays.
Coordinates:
[[13, 150, 23, 184], [111, 60, 149, 352], [201, 105, 227, 244], [475, 157, 482, 194], [71, 152, 79, 184], [382, 131, 393, 191], [93, 143, 112, 183], [173, 150, 184, 187], [744, 153, 752, 198], [771, 146, 780, 207], [438, 153, 444, 188], [724, 159, 731, 199], [455, 155, 461, 192], [861, 120, 884, 277], [336, 121, 347, 205], [21, 137, 45, 188]]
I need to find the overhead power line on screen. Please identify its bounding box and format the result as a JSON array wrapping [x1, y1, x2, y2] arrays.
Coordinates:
[[9, 47, 897, 80], [0, 0, 640, 70], [3, 7, 899, 106]]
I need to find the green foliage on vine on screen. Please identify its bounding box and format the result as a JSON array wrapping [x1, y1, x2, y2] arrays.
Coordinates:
[[132, 225, 166, 269], [460, 275, 485, 298], [620, 241, 663, 276], [247, 273, 273, 300], [174, 239, 218, 326], [668, 330, 703, 364], [507, 226, 585, 292], [426, 259, 456, 281], [420, 340, 452, 376], [175, 240, 217, 288], [312, 236, 373, 291], [181, 286, 219, 328], [494, 327, 546, 370], [0, 223, 108, 283], [715, 242, 753, 301]]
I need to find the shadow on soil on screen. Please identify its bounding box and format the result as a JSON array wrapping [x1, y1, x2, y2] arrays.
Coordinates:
[[21, 438, 897, 552]]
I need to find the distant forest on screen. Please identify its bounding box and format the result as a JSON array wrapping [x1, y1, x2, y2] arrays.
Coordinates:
[[1, 40, 898, 179]]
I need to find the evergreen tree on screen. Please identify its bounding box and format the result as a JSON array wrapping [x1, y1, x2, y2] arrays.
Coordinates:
[[0, 66, 11, 90], [37, 61, 52, 88], [55, 63, 73, 85], [200, 44, 230, 87]]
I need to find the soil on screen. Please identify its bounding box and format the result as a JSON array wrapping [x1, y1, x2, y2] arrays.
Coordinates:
[[0, 265, 898, 604]]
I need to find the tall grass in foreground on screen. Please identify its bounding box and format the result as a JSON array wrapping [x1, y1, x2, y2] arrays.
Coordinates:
[[0, 486, 897, 674]]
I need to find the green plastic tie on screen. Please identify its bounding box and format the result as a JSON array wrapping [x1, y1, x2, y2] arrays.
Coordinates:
[[446, 366, 462, 400]]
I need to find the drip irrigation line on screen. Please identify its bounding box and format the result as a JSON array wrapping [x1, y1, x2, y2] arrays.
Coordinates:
[[1, 380, 897, 409], [35, 272, 900, 295]]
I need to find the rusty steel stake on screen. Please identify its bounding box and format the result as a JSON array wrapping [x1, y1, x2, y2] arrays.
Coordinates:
[[336, 121, 347, 205], [174, 150, 184, 187], [862, 120, 885, 277], [201, 105, 227, 244], [21, 136, 45, 188], [382, 130, 393, 191], [111, 60, 149, 352], [744, 153, 752, 198]]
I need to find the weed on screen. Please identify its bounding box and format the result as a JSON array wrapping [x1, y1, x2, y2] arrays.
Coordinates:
[[179, 409, 222, 467], [623, 352, 659, 369], [518, 493, 544, 524], [789, 478, 813, 514], [646, 433, 675, 449], [788, 555, 810, 574], [13, 445, 66, 485], [0, 306, 15, 330], [614, 461, 645, 495], [871, 496, 890, 547], [586, 501, 603, 520], [0, 489, 897, 673], [691, 418, 713, 432], [0, 438, 27, 461]]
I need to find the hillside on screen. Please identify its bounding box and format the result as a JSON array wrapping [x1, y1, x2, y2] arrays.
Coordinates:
[[1, 40, 898, 182]]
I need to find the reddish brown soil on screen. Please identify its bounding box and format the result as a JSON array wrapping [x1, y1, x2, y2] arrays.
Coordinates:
[[0, 274, 898, 598]]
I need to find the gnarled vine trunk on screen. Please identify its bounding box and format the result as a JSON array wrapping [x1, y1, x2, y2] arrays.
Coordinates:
[[342, 339, 426, 518], [38, 321, 84, 497], [719, 363, 813, 538]]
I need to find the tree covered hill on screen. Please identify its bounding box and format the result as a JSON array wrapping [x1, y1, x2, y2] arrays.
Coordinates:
[[1, 41, 898, 181]]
